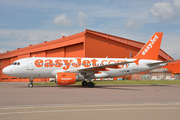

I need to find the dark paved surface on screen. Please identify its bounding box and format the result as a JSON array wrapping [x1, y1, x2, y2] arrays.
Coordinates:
[[0, 82, 180, 107], [0, 82, 180, 120]]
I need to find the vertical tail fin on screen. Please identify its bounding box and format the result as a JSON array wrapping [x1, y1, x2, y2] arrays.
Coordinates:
[[133, 32, 163, 60]]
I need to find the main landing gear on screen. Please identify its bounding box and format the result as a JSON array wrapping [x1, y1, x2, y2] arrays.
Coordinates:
[[82, 76, 95, 88], [87, 82, 94, 88], [82, 81, 88, 86], [28, 78, 34, 88], [82, 81, 95, 88]]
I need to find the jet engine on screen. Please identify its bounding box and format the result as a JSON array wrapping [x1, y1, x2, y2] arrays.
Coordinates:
[[56, 72, 84, 85]]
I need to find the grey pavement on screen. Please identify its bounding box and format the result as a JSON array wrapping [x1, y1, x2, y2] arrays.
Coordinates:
[[0, 82, 180, 120], [1, 104, 180, 120]]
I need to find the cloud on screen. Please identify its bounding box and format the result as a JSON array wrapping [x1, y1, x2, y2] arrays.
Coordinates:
[[0, 49, 7, 53], [78, 12, 88, 26], [10, 32, 20, 39], [53, 14, 72, 27], [61, 32, 68, 36], [126, 18, 138, 29], [174, 0, 180, 6], [161, 32, 180, 59], [150, 0, 180, 22], [0, 29, 71, 50], [125, 18, 145, 30]]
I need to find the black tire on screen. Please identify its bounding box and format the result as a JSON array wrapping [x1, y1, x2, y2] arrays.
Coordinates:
[[82, 81, 88, 87], [28, 84, 33, 88], [87, 82, 94, 88]]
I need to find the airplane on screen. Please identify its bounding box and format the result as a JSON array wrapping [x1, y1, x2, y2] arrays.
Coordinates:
[[2, 32, 174, 88]]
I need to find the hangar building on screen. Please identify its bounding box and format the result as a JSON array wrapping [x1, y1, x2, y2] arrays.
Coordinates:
[[0, 29, 177, 82]]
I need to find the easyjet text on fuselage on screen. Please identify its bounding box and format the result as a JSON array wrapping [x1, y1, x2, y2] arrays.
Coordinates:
[[34, 58, 127, 70]]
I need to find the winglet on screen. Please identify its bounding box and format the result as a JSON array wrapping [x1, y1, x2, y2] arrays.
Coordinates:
[[133, 32, 163, 60]]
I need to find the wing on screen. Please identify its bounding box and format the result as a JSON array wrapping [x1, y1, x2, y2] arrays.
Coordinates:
[[52, 60, 135, 77], [147, 60, 176, 67], [78, 61, 134, 72]]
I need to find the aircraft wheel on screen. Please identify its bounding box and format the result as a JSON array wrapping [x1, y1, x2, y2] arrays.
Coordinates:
[[87, 82, 94, 88], [82, 81, 87, 87], [28, 84, 33, 88]]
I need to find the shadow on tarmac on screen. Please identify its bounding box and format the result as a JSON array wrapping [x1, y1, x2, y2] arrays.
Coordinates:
[[19, 84, 173, 91]]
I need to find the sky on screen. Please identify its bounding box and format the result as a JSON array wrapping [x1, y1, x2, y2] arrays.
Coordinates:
[[0, 0, 180, 59]]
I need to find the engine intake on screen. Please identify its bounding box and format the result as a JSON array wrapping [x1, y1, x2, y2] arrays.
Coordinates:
[[56, 72, 84, 85]]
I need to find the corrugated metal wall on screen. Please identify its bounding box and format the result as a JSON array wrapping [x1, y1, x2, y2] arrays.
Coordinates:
[[85, 32, 139, 58]]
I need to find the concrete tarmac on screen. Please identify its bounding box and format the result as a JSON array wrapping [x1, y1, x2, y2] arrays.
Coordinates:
[[0, 82, 180, 120], [1, 104, 180, 120]]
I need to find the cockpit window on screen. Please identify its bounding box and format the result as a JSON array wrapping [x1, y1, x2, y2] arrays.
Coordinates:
[[12, 62, 20, 65]]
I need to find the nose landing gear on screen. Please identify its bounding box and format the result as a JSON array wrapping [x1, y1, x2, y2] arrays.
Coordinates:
[[28, 78, 34, 88]]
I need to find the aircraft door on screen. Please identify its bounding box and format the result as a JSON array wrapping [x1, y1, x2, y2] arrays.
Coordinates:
[[27, 59, 33, 70], [133, 63, 138, 71]]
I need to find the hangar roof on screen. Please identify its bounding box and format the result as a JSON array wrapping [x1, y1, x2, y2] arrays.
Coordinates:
[[0, 29, 174, 61]]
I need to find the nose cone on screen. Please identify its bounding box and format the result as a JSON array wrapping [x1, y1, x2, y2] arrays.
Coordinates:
[[2, 66, 11, 76]]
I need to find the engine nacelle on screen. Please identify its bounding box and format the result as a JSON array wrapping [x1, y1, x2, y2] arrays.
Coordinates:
[[56, 72, 84, 85]]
